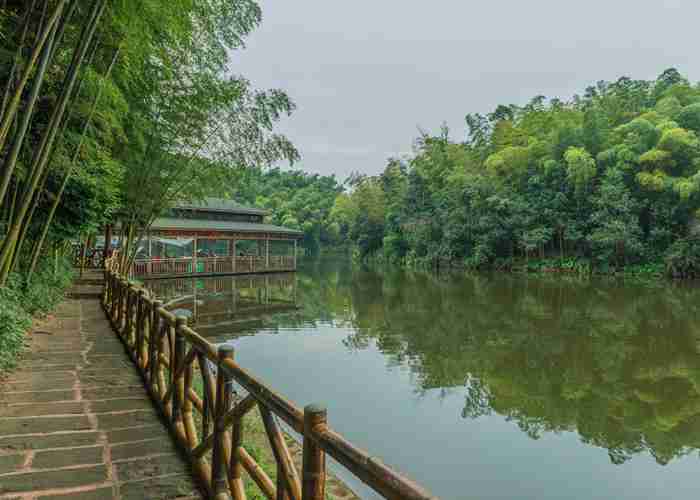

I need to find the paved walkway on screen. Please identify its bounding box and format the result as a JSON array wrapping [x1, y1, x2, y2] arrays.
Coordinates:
[[0, 287, 202, 499]]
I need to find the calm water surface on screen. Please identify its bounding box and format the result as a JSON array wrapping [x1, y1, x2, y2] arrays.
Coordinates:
[[146, 259, 700, 500]]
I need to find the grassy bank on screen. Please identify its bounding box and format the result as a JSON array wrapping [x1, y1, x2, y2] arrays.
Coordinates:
[[188, 375, 356, 499], [0, 257, 74, 372]]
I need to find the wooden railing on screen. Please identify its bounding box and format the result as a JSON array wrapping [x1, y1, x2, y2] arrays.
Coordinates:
[[102, 256, 436, 500], [132, 255, 296, 278]]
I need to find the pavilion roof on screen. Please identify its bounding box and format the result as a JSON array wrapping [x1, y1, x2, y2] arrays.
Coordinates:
[[151, 217, 303, 237], [175, 198, 269, 216]]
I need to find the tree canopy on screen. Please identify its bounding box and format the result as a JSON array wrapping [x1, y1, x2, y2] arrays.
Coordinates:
[[0, 0, 297, 281], [332, 69, 700, 276]]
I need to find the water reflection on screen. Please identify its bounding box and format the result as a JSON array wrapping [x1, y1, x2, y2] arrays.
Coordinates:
[[146, 260, 700, 499], [301, 261, 700, 466], [144, 273, 298, 337]]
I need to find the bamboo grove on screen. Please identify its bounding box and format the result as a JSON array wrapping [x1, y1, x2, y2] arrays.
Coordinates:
[[0, 0, 298, 285], [331, 70, 700, 277]]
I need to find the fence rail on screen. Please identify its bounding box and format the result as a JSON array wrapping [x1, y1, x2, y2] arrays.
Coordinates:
[[132, 255, 296, 278], [102, 256, 436, 500]]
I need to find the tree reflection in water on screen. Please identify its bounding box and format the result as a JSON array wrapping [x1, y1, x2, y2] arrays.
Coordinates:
[[148, 260, 700, 468], [293, 259, 700, 467]]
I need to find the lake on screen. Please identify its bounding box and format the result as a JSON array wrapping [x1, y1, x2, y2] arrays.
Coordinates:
[[145, 258, 700, 500]]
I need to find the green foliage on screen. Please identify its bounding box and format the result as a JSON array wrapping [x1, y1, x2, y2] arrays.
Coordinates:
[[223, 168, 342, 253], [564, 146, 596, 193], [664, 234, 700, 278], [336, 69, 700, 274], [676, 103, 700, 133], [0, 257, 73, 372]]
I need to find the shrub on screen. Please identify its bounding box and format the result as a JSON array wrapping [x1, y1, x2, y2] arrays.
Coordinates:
[[0, 257, 74, 372], [664, 235, 700, 278]]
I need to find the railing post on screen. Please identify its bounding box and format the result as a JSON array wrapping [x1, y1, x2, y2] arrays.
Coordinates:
[[302, 404, 327, 500], [117, 279, 127, 333], [212, 345, 234, 499], [110, 273, 118, 322], [136, 290, 146, 369], [126, 283, 136, 345], [173, 316, 187, 432], [149, 300, 163, 389]]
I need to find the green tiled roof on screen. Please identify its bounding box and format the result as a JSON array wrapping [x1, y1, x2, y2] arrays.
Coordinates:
[[152, 217, 303, 236], [176, 198, 268, 216]]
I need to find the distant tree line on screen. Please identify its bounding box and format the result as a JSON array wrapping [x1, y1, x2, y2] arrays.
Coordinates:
[[329, 69, 700, 277], [225, 167, 343, 254]]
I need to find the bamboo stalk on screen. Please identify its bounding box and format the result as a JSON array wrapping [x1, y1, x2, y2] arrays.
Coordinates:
[[0, 0, 107, 284], [27, 44, 123, 280], [0, 7, 58, 209], [0, 0, 38, 121], [0, 0, 67, 151]]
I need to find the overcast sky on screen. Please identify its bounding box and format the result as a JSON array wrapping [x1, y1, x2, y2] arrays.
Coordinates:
[[232, 0, 699, 181]]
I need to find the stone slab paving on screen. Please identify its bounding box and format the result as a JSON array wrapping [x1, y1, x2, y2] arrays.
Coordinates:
[[0, 294, 202, 499]]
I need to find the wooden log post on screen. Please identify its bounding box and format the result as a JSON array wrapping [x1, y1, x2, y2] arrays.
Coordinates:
[[136, 290, 146, 369], [148, 300, 163, 389], [110, 274, 118, 323], [126, 283, 136, 347], [302, 404, 327, 500], [119, 279, 129, 334], [229, 392, 246, 500], [173, 317, 188, 444], [172, 317, 187, 423], [212, 345, 234, 499]]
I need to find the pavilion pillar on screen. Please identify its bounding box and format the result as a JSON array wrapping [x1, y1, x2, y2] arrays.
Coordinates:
[[232, 239, 236, 273], [266, 236, 270, 270], [193, 237, 198, 274], [231, 275, 237, 314], [147, 230, 152, 275], [293, 239, 297, 270]]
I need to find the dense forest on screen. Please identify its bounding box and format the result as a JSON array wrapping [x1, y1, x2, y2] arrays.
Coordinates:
[[225, 168, 342, 254], [330, 69, 700, 277]]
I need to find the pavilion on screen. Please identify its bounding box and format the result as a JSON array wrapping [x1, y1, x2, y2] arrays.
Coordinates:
[[128, 198, 302, 278]]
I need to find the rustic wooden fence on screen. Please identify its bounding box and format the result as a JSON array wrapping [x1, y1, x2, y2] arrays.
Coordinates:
[[132, 255, 296, 278], [102, 256, 436, 500]]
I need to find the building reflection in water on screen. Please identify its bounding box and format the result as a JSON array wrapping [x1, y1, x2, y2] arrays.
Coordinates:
[[143, 273, 297, 338]]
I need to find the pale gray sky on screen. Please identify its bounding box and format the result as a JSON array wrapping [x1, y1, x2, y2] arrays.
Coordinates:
[[232, 0, 698, 180]]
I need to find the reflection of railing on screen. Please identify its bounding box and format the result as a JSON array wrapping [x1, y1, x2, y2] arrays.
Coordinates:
[[103, 256, 435, 500], [145, 274, 296, 299], [132, 255, 296, 277]]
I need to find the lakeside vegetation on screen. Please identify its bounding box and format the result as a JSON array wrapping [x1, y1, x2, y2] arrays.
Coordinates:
[[329, 70, 700, 278], [0, 257, 73, 372]]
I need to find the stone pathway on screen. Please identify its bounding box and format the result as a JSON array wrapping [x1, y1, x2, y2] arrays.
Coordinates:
[[0, 291, 202, 499]]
